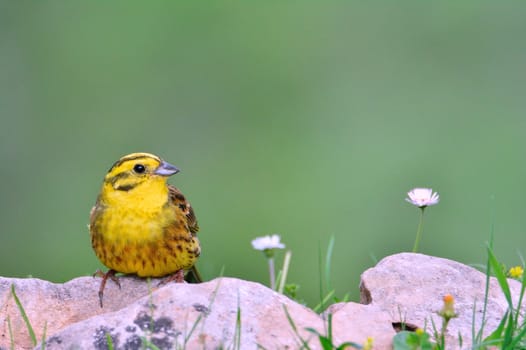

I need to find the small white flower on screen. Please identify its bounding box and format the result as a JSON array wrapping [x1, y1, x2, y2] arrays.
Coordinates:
[[251, 234, 285, 251], [406, 188, 439, 208]]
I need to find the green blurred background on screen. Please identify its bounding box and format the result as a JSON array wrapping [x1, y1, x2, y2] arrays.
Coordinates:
[[1, 2, 526, 306]]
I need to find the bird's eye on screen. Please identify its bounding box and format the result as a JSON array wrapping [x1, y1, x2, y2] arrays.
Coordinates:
[[133, 164, 146, 174]]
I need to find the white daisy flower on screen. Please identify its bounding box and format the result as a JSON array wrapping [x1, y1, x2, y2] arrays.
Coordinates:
[[251, 234, 285, 251], [406, 188, 439, 208]]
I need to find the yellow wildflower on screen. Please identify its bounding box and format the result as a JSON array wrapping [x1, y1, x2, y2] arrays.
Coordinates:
[[438, 293, 458, 322], [509, 266, 524, 279], [363, 336, 374, 350]]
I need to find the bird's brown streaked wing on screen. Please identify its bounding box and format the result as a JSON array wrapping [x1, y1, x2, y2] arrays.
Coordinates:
[[168, 185, 199, 235]]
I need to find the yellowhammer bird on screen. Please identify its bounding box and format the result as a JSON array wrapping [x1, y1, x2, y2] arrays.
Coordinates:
[[89, 152, 201, 307]]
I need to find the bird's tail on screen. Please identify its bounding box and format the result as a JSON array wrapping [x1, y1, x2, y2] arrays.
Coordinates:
[[185, 265, 203, 283]]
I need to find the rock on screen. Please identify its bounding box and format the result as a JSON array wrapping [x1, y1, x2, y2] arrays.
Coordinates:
[[326, 302, 396, 349], [0, 275, 160, 349], [36, 277, 328, 350], [360, 252, 523, 349]]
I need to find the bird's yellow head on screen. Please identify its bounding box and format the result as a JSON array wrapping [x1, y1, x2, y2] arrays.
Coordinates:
[[104, 152, 179, 191], [99, 153, 179, 207]]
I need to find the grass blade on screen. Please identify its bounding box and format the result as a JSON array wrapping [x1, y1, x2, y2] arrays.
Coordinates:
[[11, 284, 37, 346], [185, 278, 222, 345], [336, 342, 362, 350], [277, 250, 292, 294], [7, 315, 14, 350], [312, 290, 335, 313], [513, 262, 526, 324], [106, 333, 114, 350], [184, 308, 204, 344], [474, 199, 495, 344], [502, 311, 514, 346], [304, 327, 321, 337], [483, 309, 507, 345], [317, 336, 332, 349], [326, 312, 333, 344], [318, 242, 324, 310], [283, 304, 299, 334], [40, 321, 47, 350], [233, 293, 242, 350], [140, 337, 161, 350], [487, 248, 512, 307], [507, 320, 526, 348], [283, 304, 311, 349], [325, 235, 335, 293]]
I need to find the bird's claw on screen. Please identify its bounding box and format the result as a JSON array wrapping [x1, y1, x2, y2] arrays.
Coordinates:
[[94, 269, 120, 308]]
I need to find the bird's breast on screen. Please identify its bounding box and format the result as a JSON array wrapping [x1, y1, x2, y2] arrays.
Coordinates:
[[96, 204, 172, 242]]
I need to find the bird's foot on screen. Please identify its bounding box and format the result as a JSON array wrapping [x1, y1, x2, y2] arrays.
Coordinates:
[[93, 269, 120, 308], [157, 269, 185, 287]]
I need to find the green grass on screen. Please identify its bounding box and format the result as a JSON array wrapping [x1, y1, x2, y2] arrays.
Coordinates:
[[9, 284, 49, 349], [7, 315, 14, 350], [106, 333, 115, 350], [11, 284, 37, 346], [478, 248, 526, 349], [282, 304, 313, 350], [274, 236, 361, 349], [231, 294, 242, 350]]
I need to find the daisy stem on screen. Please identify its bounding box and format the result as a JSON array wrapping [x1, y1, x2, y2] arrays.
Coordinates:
[[268, 257, 276, 290], [278, 250, 292, 294], [412, 207, 426, 253]]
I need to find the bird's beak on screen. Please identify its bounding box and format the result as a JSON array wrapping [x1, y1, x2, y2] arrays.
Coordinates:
[[154, 160, 180, 176]]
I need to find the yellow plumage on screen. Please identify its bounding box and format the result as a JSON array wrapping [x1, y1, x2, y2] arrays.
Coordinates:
[[89, 152, 200, 306]]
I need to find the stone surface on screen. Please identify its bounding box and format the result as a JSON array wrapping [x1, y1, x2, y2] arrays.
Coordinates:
[[326, 302, 395, 349], [0, 275, 161, 349], [37, 277, 328, 350], [360, 252, 523, 349]]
